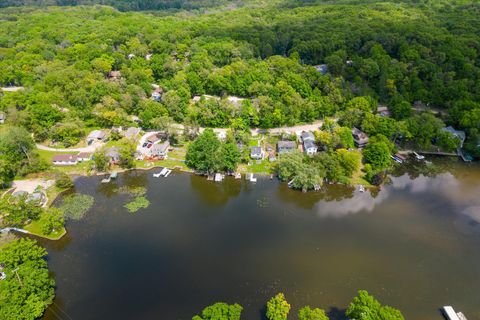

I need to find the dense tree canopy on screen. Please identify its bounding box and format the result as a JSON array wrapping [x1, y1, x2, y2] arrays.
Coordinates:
[[346, 290, 404, 320], [0, 238, 55, 320], [192, 302, 243, 320]]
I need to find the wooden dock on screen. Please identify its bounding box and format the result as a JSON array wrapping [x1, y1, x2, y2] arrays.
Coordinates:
[[442, 306, 468, 320]]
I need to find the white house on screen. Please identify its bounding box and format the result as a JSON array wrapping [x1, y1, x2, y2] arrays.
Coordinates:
[[52, 154, 78, 166], [148, 141, 170, 158], [303, 140, 318, 155], [250, 146, 263, 160], [77, 152, 92, 162]]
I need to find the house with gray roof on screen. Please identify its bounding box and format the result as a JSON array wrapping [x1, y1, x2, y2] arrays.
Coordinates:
[[106, 147, 121, 164], [124, 127, 141, 140], [352, 127, 369, 148], [300, 131, 315, 143], [250, 146, 263, 160], [442, 126, 466, 148], [277, 141, 297, 154], [148, 141, 170, 158], [303, 140, 318, 155], [87, 130, 107, 144]]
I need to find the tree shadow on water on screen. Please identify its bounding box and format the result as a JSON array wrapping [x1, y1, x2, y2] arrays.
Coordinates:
[[327, 307, 347, 320]]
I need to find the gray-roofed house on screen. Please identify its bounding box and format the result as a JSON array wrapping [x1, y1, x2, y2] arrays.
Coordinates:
[[77, 152, 92, 162], [303, 140, 318, 155], [87, 130, 107, 144], [52, 154, 78, 166], [148, 141, 170, 158], [106, 147, 121, 164], [277, 141, 297, 154], [250, 146, 263, 160], [300, 131, 315, 143], [124, 127, 141, 140], [0, 112, 5, 124], [352, 127, 369, 148], [442, 126, 466, 148], [314, 64, 328, 75]]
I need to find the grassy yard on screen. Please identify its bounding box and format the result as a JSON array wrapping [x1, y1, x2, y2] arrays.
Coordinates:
[[24, 211, 67, 240], [238, 159, 276, 175]]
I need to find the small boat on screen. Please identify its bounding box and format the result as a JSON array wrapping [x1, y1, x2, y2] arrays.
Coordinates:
[[413, 151, 425, 160], [287, 179, 294, 188], [391, 155, 404, 164], [358, 185, 365, 192]]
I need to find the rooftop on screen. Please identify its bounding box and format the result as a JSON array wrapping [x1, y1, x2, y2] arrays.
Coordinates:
[[278, 140, 296, 148], [53, 154, 78, 162]]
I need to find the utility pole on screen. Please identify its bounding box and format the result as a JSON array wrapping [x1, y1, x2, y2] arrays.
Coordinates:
[[12, 268, 23, 287]]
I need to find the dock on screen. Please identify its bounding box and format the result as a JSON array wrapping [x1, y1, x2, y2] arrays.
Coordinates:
[[153, 167, 172, 178], [246, 173, 257, 183], [442, 306, 468, 320], [214, 173, 224, 182]]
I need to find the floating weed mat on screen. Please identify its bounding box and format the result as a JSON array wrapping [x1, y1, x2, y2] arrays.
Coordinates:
[[124, 196, 150, 213], [115, 186, 147, 197], [59, 194, 95, 220]]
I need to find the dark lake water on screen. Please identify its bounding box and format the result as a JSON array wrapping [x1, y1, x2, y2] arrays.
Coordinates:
[[40, 160, 480, 320]]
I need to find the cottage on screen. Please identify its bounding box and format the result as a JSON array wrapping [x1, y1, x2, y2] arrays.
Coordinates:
[[303, 140, 318, 155], [352, 127, 369, 148], [106, 147, 121, 164], [149, 141, 170, 158], [108, 71, 121, 80], [77, 152, 92, 162], [52, 154, 78, 166], [87, 130, 107, 144], [124, 127, 141, 140], [300, 131, 315, 143], [250, 146, 263, 160], [377, 106, 391, 117], [314, 64, 328, 75], [442, 126, 466, 148], [277, 141, 297, 154], [0, 112, 5, 124]]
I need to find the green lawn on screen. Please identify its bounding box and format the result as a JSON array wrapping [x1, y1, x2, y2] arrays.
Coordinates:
[[24, 211, 67, 240], [239, 159, 276, 174]]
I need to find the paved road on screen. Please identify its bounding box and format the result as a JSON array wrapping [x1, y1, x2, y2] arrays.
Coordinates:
[[36, 142, 104, 153]]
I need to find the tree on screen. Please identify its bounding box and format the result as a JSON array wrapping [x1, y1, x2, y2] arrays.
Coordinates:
[[346, 290, 404, 320], [40, 207, 65, 235], [186, 129, 223, 174], [0, 239, 55, 320], [118, 139, 136, 169], [0, 157, 16, 187], [277, 152, 304, 182], [55, 171, 74, 189], [336, 149, 361, 177], [390, 100, 412, 120], [0, 196, 43, 227], [221, 143, 241, 172], [298, 306, 329, 320], [363, 141, 392, 171], [333, 126, 354, 149], [266, 293, 291, 320], [93, 149, 110, 172], [192, 302, 243, 320]]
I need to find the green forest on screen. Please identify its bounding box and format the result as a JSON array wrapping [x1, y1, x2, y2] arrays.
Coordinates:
[[0, 0, 479, 180]]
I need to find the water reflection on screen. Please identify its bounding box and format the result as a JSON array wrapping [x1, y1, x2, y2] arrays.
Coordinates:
[[190, 175, 244, 207]]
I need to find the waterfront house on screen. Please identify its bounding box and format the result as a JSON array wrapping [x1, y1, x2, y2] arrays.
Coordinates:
[[148, 141, 170, 158], [352, 127, 369, 148], [0, 112, 5, 124], [106, 147, 121, 164], [87, 130, 107, 145], [52, 154, 78, 166], [442, 126, 466, 148], [277, 141, 297, 154], [77, 152, 92, 162], [303, 140, 318, 155], [250, 146, 263, 160]]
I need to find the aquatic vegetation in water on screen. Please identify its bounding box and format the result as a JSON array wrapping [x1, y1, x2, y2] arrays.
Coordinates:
[[116, 186, 147, 197], [124, 196, 150, 213], [59, 194, 94, 220]]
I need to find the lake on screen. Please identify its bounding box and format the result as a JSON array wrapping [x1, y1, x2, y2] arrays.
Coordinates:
[[40, 160, 480, 320]]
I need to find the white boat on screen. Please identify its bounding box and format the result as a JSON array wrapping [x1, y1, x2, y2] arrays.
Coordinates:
[[413, 151, 425, 160], [358, 185, 365, 192]]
